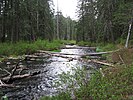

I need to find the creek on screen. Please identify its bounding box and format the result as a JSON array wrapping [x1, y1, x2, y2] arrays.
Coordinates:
[[0, 45, 100, 100]]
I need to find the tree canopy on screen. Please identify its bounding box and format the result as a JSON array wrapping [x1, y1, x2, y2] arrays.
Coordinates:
[[76, 0, 133, 44], [0, 0, 133, 44], [0, 0, 55, 42]]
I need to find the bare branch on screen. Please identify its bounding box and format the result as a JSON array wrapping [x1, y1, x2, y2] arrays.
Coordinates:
[[0, 68, 11, 75]]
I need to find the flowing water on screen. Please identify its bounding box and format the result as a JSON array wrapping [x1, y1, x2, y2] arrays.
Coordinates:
[[0, 45, 100, 100]]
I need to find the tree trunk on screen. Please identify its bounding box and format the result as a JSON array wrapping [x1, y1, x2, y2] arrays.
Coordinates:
[[125, 22, 132, 48]]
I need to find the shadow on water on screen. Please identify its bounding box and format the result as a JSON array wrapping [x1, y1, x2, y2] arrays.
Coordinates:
[[0, 45, 99, 100]]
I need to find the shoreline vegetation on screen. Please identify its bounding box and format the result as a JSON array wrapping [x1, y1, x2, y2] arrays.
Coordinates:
[[0, 0, 132, 99], [38, 40, 132, 100], [0, 40, 76, 61], [0, 40, 133, 100]]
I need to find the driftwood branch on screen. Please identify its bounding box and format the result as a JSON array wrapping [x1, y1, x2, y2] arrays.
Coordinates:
[[0, 79, 5, 85], [60, 46, 96, 50], [0, 59, 41, 86], [37, 50, 102, 56], [90, 60, 114, 67], [7, 61, 20, 83], [1, 71, 41, 83], [0, 68, 11, 75], [36, 50, 114, 67], [37, 50, 119, 57], [119, 55, 125, 65], [18, 68, 28, 75], [0, 79, 15, 87]]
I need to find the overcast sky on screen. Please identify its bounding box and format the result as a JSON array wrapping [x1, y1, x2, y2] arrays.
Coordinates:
[[53, 0, 78, 20]]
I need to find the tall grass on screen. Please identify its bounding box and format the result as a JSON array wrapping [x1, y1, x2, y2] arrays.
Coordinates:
[[40, 64, 133, 100], [0, 40, 63, 56]]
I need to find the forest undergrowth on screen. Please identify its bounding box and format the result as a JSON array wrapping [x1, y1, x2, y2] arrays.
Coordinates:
[[41, 42, 133, 100]]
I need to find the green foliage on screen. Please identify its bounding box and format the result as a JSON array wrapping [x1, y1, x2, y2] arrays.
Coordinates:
[[56, 66, 89, 91], [76, 0, 133, 43], [77, 41, 95, 46], [58, 40, 76, 45], [0, 42, 35, 56], [40, 93, 71, 100], [0, 40, 63, 56], [41, 64, 133, 100], [66, 40, 76, 45], [87, 65, 133, 100], [96, 47, 103, 52], [115, 38, 126, 45], [45, 40, 62, 50], [0, 0, 54, 42], [41, 66, 90, 100], [54, 14, 76, 40], [98, 44, 117, 51], [1, 96, 8, 100]]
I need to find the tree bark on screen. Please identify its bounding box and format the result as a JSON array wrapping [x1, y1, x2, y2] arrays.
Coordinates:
[[125, 10, 133, 48], [125, 23, 132, 48]]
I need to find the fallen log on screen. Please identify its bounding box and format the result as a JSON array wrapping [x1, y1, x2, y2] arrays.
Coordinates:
[[7, 61, 20, 83], [37, 50, 115, 57], [60, 46, 96, 50], [24, 54, 50, 61], [36, 50, 80, 61], [37, 50, 114, 66], [0, 79, 16, 87], [1, 71, 41, 83], [90, 60, 114, 67]]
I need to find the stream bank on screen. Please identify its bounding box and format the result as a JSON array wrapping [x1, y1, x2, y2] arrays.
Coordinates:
[[0, 45, 101, 100]]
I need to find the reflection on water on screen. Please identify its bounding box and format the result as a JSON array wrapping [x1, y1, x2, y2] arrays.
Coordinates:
[[0, 45, 97, 100]]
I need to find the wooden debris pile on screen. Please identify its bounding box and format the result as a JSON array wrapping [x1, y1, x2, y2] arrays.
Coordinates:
[[0, 59, 40, 87]]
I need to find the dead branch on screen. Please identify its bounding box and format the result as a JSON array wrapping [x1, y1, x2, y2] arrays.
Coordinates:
[[60, 46, 96, 50], [37, 50, 119, 57], [1, 71, 41, 83], [0, 68, 11, 75], [0, 79, 16, 87], [37, 50, 114, 66], [7, 62, 19, 83], [90, 60, 114, 67], [119, 55, 125, 65], [0, 79, 14, 87], [18, 68, 29, 75], [0, 79, 4, 85]]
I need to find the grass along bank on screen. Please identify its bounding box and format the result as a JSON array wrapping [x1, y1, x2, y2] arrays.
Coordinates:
[[0, 40, 76, 59], [40, 42, 133, 100], [0, 40, 60, 56], [40, 64, 133, 100], [1, 40, 133, 99]]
